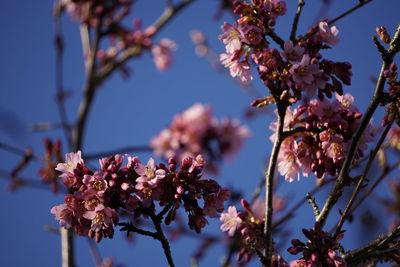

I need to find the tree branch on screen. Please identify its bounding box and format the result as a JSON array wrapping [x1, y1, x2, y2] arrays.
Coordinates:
[[54, 0, 71, 147], [96, 0, 196, 85], [290, 0, 305, 41], [316, 24, 400, 227], [150, 211, 176, 267], [333, 121, 392, 237], [304, 0, 374, 39], [263, 104, 286, 265], [344, 225, 400, 266]]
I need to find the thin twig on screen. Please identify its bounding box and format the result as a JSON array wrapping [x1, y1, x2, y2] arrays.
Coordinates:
[[71, 16, 103, 152], [344, 225, 400, 265], [272, 177, 335, 229], [306, 193, 320, 218], [333, 122, 393, 238], [290, 0, 305, 41], [267, 29, 285, 49], [150, 212, 176, 267], [0, 169, 52, 191], [350, 160, 400, 215], [251, 175, 265, 204], [281, 126, 324, 140], [119, 222, 158, 238], [54, 0, 71, 147], [0, 142, 42, 162], [96, 0, 196, 85], [304, 0, 374, 39], [316, 24, 400, 227], [248, 240, 268, 265], [264, 104, 286, 265]]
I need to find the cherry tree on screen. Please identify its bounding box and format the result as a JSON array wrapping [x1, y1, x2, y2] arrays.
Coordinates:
[[1, 0, 400, 266]]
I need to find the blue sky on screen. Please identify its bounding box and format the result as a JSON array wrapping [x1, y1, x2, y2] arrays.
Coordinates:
[[1, 0, 400, 266]]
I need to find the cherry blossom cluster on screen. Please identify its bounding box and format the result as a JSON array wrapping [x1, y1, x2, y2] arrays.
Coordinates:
[[51, 151, 230, 242], [61, 0, 176, 72], [220, 198, 285, 264], [288, 223, 346, 267], [219, 0, 352, 101], [61, 0, 134, 26], [271, 93, 376, 181], [151, 103, 250, 173]]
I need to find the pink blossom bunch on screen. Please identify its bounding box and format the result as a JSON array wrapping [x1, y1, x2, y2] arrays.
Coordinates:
[[95, 20, 177, 73], [270, 93, 376, 181], [220, 198, 286, 264], [61, 0, 134, 26], [151, 103, 250, 173], [61, 1, 177, 72], [51, 151, 230, 242], [219, 0, 352, 101], [288, 223, 346, 267]]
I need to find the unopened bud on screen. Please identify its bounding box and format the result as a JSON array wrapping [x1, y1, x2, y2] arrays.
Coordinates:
[[376, 26, 391, 44]]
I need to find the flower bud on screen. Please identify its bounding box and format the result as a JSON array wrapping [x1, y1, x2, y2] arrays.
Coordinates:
[[376, 26, 391, 44]]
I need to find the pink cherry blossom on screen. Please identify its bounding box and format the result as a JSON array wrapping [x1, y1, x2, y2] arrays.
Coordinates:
[[289, 55, 322, 89], [56, 151, 83, 174], [219, 22, 242, 53], [134, 158, 166, 190], [281, 40, 305, 63], [220, 53, 253, 83], [318, 21, 340, 46], [152, 38, 177, 71], [220, 206, 242, 236]]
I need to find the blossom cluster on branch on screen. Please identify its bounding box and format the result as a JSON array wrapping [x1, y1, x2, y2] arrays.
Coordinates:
[[220, 197, 285, 264], [151, 103, 250, 173], [220, 0, 352, 102], [51, 151, 230, 242], [288, 223, 346, 267], [270, 93, 376, 181], [61, 0, 177, 72]]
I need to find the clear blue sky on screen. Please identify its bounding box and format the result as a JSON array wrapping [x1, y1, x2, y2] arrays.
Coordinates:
[[0, 0, 399, 266]]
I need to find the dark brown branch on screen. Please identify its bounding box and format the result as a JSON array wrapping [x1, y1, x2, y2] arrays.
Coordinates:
[[263, 104, 286, 265], [316, 24, 400, 227], [333, 121, 392, 238], [150, 211, 176, 267], [281, 126, 324, 140], [344, 225, 400, 266], [290, 0, 305, 41], [119, 222, 158, 238], [267, 29, 285, 49]]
